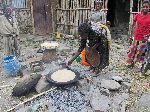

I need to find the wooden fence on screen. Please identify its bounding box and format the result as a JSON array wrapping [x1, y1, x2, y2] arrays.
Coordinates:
[[0, 0, 29, 8], [56, 0, 107, 36]]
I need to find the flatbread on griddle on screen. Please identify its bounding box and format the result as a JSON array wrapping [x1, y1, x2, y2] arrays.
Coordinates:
[[51, 69, 76, 82]]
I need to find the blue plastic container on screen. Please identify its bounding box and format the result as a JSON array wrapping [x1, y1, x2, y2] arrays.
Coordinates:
[[3, 55, 21, 77]]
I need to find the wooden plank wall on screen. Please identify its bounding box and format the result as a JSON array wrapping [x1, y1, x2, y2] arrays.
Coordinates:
[[56, 0, 106, 36]]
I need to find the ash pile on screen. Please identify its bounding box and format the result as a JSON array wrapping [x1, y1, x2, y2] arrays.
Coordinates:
[[13, 86, 89, 112]]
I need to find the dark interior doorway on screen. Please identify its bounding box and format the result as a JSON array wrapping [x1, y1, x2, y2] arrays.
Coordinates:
[[133, 0, 138, 12], [107, 0, 130, 27], [107, 0, 116, 27]]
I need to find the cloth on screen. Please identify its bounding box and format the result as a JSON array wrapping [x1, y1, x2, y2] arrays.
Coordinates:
[[0, 14, 19, 55], [134, 13, 150, 41], [127, 40, 147, 64], [78, 23, 109, 69], [0, 15, 14, 35], [99, 23, 111, 48], [90, 9, 106, 24]]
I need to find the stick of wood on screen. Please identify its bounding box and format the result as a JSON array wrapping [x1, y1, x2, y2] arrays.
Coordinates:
[[7, 87, 57, 112], [0, 85, 13, 88]]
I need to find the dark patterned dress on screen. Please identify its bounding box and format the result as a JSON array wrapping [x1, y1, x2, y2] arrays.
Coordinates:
[[78, 23, 109, 70]]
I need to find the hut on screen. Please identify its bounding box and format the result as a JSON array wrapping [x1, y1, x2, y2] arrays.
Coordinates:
[[0, 0, 142, 36]]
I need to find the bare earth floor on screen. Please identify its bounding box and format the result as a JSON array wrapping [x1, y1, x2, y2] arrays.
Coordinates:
[[0, 34, 150, 112]]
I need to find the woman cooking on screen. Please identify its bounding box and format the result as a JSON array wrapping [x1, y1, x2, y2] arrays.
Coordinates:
[[67, 22, 109, 75]]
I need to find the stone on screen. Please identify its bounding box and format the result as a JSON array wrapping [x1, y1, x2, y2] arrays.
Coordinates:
[[122, 82, 131, 89], [120, 101, 127, 112], [78, 79, 90, 95], [35, 77, 52, 93], [100, 88, 110, 96], [111, 76, 123, 82], [101, 79, 121, 90], [90, 94, 111, 111], [137, 93, 150, 110], [85, 85, 98, 99], [12, 73, 41, 96], [112, 93, 129, 112]]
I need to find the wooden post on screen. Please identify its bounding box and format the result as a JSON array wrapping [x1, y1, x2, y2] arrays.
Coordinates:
[[75, 0, 79, 35], [128, 0, 134, 38], [30, 0, 35, 34]]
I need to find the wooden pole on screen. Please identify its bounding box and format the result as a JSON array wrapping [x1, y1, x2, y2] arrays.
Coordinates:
[[7, 87, 57, 112], [128, 0, 134, 38], [30, 0, 35, 34]]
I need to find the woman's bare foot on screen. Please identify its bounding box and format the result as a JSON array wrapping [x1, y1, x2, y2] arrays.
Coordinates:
[[88, 66, 94, 70], [95, 69, 99, 74], [88, 66, 96, 72], [93, 68, 100, 77]]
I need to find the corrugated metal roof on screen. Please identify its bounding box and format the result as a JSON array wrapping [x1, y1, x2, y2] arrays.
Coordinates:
[[12, 0, 28, 8]]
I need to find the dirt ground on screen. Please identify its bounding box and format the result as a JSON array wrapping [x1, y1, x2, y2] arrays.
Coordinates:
[[0, 32, 150, 111]]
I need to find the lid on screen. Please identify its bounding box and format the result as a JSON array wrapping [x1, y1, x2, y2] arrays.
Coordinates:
[[41, 41, 59, 50]]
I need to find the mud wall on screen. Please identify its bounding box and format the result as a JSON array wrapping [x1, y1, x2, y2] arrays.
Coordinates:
[[15, 9, 33, 34], [15, 0, 58, 34]]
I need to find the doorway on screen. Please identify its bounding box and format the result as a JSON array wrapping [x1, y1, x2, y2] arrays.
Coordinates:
[[32, 0, 52, 35], [107, 0, 130, 27]]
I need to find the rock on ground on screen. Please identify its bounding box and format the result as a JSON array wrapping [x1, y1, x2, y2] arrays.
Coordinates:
[[101, 79, 121, 90], [135, 93, 150, 112], [35, 77, 52, 93], [12, 73, 41, 96], [111, 93, 129, 112], [91, 94, 111, 111]]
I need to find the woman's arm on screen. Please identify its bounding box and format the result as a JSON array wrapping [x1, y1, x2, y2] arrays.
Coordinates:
[[132, 13, 139, 33], [68, 51, 81, 65], [67, 38, 87, 65]]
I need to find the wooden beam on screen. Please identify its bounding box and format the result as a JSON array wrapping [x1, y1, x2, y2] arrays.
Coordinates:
[[56, 8, 91, 10]]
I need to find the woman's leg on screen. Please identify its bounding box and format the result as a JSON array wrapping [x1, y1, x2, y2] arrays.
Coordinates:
[[127, 40, 147, 68], [133, 41, 147, 63], [98, 37, 109, 70], [127, 40, 138, 66]]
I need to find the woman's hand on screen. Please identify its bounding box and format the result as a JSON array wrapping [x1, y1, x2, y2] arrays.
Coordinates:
[[67, 51, 81, 66], [67, 60, 73, 66], [144, 34, 150, 40]]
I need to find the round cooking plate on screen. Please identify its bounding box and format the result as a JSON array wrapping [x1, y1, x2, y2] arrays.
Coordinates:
[[46, 68, 80, 85]]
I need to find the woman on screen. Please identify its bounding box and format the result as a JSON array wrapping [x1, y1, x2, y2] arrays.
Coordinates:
[[90, 0, 107, 24], [67, 22, 109, 75], [0, 4, 19, 56], [127, 0, 150, 68], [90, 0, 111, 48]]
